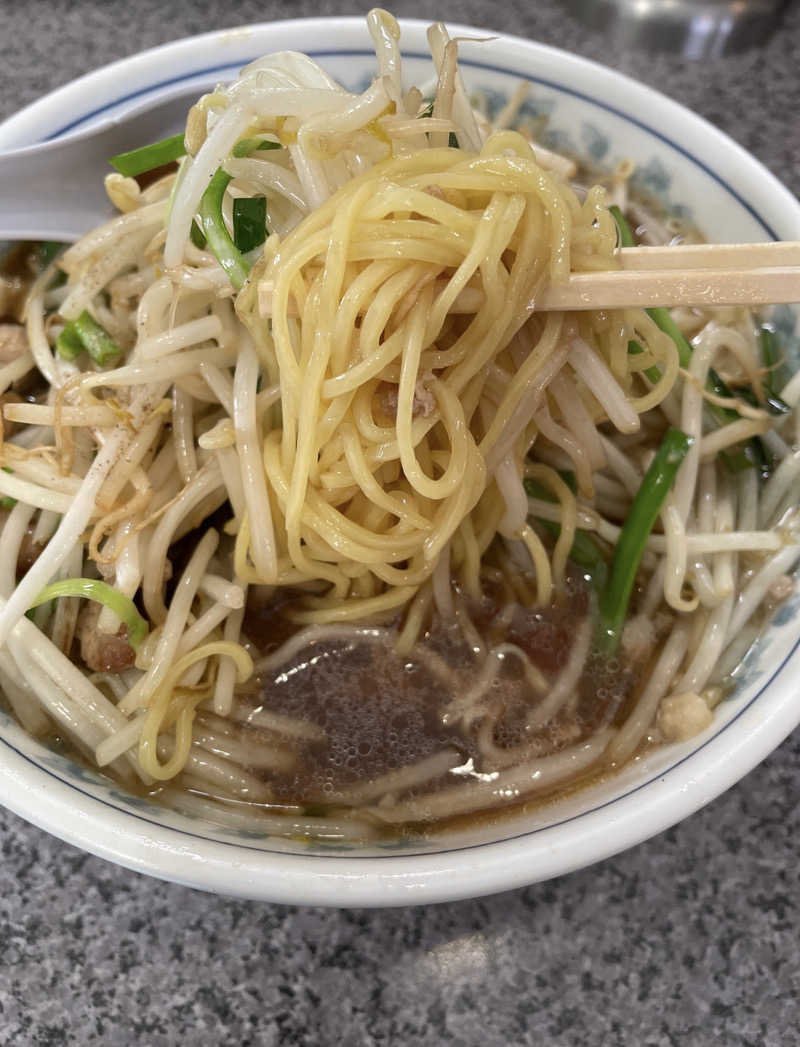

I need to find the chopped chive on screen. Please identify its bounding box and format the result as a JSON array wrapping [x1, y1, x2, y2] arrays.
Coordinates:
[[448, 132, 459, 148], [197, 169, 251, 290], [419, 101, 434, 119], [57, 310, 121, 366], [110, 133, 186, 177], [596, 428, 692, 654], [28, 578, 149, 649], [232, 137, 281, 158], [523, 477, 551, 502], [233, 196, 267, 253]]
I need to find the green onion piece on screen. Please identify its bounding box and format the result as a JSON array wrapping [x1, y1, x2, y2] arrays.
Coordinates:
[[609, 204, 636, 249], [647, 306, 692, 368], [418, 102, 458, 146], [190, 220, 207, 250], [522, 477, 552, 502], [720, 446, 760, 473], [611, 208, 692, 369], [38, 241, 65, 269], [1, 467, 18, 509], [597, 428, 693, 654], [27, 579, 148, 649], [233, 196, 267, 253], [616, 213, 764, 419], [610, 208, 693, 366], [760, 326, 789, 403], [524, 476, 608, 587], [628, 339, 661, 385], [569, 534, 610, 589], [197, 169, 251, 290], [74, 311, 122, 366], [705, 364, 788, 418], [734, 382, 790, 417], [232, 137, 281, 158], [702, 364, 752, 426], [611, 204, 769, 472], [651, 317, 766, 472], [706, 367, 738, 416], [763, 392, 790, 416], [700, 364, 771, 476], [110, 133, 186, 177], [57, 310, 122, 366], [55, 323, 84, 361]]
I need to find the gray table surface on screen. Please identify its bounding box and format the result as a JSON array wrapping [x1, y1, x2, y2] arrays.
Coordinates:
[[1, 1, 800, 1044]]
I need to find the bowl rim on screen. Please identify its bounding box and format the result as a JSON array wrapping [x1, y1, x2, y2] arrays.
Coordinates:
[[1, 15, 798, 907]]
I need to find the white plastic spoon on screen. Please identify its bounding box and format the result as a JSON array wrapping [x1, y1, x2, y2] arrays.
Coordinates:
[[0, 83, 207, 243]]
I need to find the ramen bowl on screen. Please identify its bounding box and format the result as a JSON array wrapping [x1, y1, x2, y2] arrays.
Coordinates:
[[0, 17, 798, 907]]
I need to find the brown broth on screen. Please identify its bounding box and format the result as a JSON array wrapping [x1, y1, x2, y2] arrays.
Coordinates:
[[217, 577, 639, 827]]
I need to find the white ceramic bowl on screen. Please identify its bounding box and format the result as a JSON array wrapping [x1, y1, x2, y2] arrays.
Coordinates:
[[1, 17, 798, 907]]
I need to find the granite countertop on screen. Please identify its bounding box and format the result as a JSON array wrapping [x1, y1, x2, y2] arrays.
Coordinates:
[[1, 2, 799, 1044]]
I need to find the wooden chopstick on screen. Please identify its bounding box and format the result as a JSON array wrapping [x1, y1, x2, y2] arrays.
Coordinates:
[[617, 241, 800, 271], [539, 240, 800, 311], [256, 241, 800, 318]]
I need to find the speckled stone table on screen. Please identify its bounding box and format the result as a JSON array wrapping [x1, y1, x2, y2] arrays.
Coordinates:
[[2, 2, 800, 1044]]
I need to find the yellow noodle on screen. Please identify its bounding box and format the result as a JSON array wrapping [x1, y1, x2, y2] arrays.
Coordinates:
[[139, 641, 253, 779], [518, 523, 553, 605], [524, 464, 577, 586]]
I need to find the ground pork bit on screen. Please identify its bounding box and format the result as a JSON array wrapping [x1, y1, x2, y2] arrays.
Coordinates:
[[768, 574, 795, 604], [657, 691, 713, 743], [412, 378, 436, 417], [424, 184, 446, 201], [375, 378, 436, 422], [0, 323, 29, 363], [78, 601, 135, 673]]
